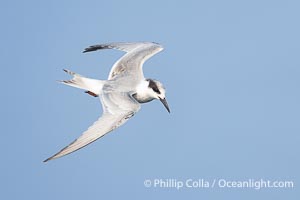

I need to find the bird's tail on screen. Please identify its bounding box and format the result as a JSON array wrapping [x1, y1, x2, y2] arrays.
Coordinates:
[[59, 69, 104, 97]]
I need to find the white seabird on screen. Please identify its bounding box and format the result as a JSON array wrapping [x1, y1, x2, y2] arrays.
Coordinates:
[[44, 42, 170, 162]]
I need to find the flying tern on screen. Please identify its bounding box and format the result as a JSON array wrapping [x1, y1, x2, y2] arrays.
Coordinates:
[[44, 42, 170, 162]]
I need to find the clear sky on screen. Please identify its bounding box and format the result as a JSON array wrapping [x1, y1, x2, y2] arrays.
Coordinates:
[[1, 0, 299, 199]]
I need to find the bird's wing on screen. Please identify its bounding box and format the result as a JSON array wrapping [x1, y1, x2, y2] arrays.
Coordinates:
[[83, 42, 146, 53], [44, 91, 140, 162], [83, 42, 163, 81]]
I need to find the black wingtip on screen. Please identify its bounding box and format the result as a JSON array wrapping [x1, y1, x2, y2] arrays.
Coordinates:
[[83, 45, 99, 53], [43, 158, 51, 163], [82, 47, 92, 53]]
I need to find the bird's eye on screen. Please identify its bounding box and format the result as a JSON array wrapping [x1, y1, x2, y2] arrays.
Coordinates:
[[152, 87, 160, 94]]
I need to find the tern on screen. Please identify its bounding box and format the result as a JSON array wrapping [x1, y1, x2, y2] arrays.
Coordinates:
[[44, 42, 170, 162]]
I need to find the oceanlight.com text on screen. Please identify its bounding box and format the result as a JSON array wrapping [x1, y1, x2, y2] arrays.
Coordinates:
[[143, 178, 294, 190]]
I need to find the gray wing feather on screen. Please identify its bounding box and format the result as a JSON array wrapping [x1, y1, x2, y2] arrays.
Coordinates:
[[44, 92, 140, 162], [83, 42, 149, 53], [43, 112, 133, 162], [83, 42, 163, 81]]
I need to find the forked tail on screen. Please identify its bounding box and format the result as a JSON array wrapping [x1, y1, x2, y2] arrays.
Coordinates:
[[59, 69, 104, 97]]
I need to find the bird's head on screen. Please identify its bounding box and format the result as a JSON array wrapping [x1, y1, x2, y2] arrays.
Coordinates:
[[146, 79, 170, 113]]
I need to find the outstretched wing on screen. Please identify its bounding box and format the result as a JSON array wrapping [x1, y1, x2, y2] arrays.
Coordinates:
[[83, 42, 147, 53], [44, 92, 140, 162], [83, 42, 163, 81]]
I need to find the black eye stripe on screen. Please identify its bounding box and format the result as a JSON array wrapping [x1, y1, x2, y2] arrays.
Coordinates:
[[147, 79, 161, 94]]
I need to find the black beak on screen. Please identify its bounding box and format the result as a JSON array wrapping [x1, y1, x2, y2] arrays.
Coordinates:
[[159, 97, 170, 113]]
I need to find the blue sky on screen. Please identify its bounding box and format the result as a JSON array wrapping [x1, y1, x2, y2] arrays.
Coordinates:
[[1, 0, 299, 199]]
